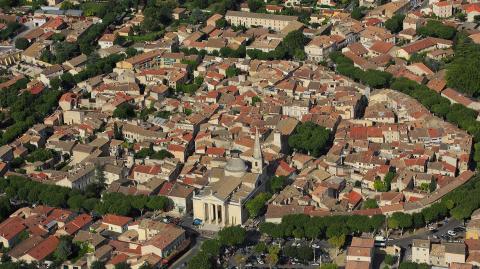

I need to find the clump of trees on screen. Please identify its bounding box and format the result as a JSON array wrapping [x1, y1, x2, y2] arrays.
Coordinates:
[[373, 171, 395, 192], [0, 175, 172, 217], [351, 6, 366, 20], [73, 53, 125, 83], [14, 37, 30, 50], [134, 147, 174, 160], [446, 34, 480, 97], [399, 262, 430, 269], [385, 14, 405, 33], [113, 103, 136, 119], [247, 30, 308, 61], [142, 1, 173, 32], [0, 78, 60, 146], [417, 20, 456, 40], [188, 226, 247, 269], [246, 176, 290, 218], [288, 121, 331, 157], [330, 52, 393, 88], [176, 77, 204, 95], [25, 148, 57, 163], [259, 214, 386, 241], [0, 22, 22, 41]]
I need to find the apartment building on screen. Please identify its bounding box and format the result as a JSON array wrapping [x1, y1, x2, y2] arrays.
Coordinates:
[[433, 1, 453, 18], [346, 237, 375, 269], [412, 239, 431, 264], [412, 239, 466, 267], [225, 11, 298, 31]]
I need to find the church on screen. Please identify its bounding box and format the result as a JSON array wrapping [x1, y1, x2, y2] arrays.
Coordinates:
[[192, 131, 267, 228]]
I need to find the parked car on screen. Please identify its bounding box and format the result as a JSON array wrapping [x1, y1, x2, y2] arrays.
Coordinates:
[[447, 230, 457, 236]]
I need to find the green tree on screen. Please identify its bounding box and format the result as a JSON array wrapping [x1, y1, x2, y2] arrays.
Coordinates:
[[254, 242, 267, 253], [362, 199, 378, 209], [288, 121, 331, 157], [429, 180, 437, 193], [115, 262, 131, 269], [54, 237, 73, 261], [226, 66, 240, 78], [246, 192, 271, 218], [320, 263, 339, 269], [417, 20, 456, 40], [113, 122, 123, 140], [146, 196, 171, 211], [269, 176, 288, 193], [328, 234, 345, 256], [90, 261, 111, 269], [384, 254, 396, 265], [282, 30, 308, 58], [94, 166, 106, 186], [190, 9, 206, 24], [187, 252, 211, 269], [126, 47, 138, 58], [266, 245, 280, 268], [385, 14, 405, 33], [15, 37, 30, 50], [67, 194, 85, 210], [248, 0, 264, 12], [26, 148, 56, 163], [131, 195, 148, 215], [113, 103, 136, 119], [218, 226, 246, 246], [351, 7, 364, 20], [201, 239, 221, 257], [374, 179, 386, 192], [446, 35, 480, 97], [251, 96, 261, 105], [142, 5, 172, 32]]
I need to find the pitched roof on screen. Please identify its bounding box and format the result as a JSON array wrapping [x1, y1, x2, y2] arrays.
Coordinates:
[[0, 216, 26, 240], [102, 214, 132, 227], [25, 235, 59, 261]]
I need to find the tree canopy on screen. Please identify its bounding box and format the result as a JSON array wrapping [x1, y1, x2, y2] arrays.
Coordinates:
[[113, 103, 136, 119], [14, 37, 30, 50], [385, 14, 405, 33], [288, 121, 331, 157], [446, 34, 480, 97], [417, 20, 456, 40]]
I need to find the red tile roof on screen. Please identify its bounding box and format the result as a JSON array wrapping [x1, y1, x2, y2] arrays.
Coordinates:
[[133, 164, 162, 175], [346, 191, 363, 206], [26, 235, 59, 261], [102, 214, 132, 227], [0, 216, 26, 241]]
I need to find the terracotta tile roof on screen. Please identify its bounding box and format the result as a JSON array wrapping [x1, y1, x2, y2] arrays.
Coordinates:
[[346, 191, 363, 206], [0, 216, 26, 240], [62, 214, 92, 235], [158, 182, 194, 198], [26, 235, 59, 261], [442, 88, 473, 106], [133, 164, 162, 175], [144, 225, 185, 250], [102, 214, 132, 227], [370, 41, 394, 54]]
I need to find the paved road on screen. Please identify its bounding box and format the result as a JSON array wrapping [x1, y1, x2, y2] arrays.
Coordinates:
[[169, 236, 205, 269], [388, 218, 462, 249]]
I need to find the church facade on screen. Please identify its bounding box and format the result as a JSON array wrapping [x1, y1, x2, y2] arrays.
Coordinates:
[[192, 131, 267, 228]]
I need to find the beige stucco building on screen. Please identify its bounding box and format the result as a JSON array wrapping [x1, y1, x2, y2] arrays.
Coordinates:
[[412, 239, 431, 264], [412, 239, 466, 267], [225, 11, 298, 32]]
